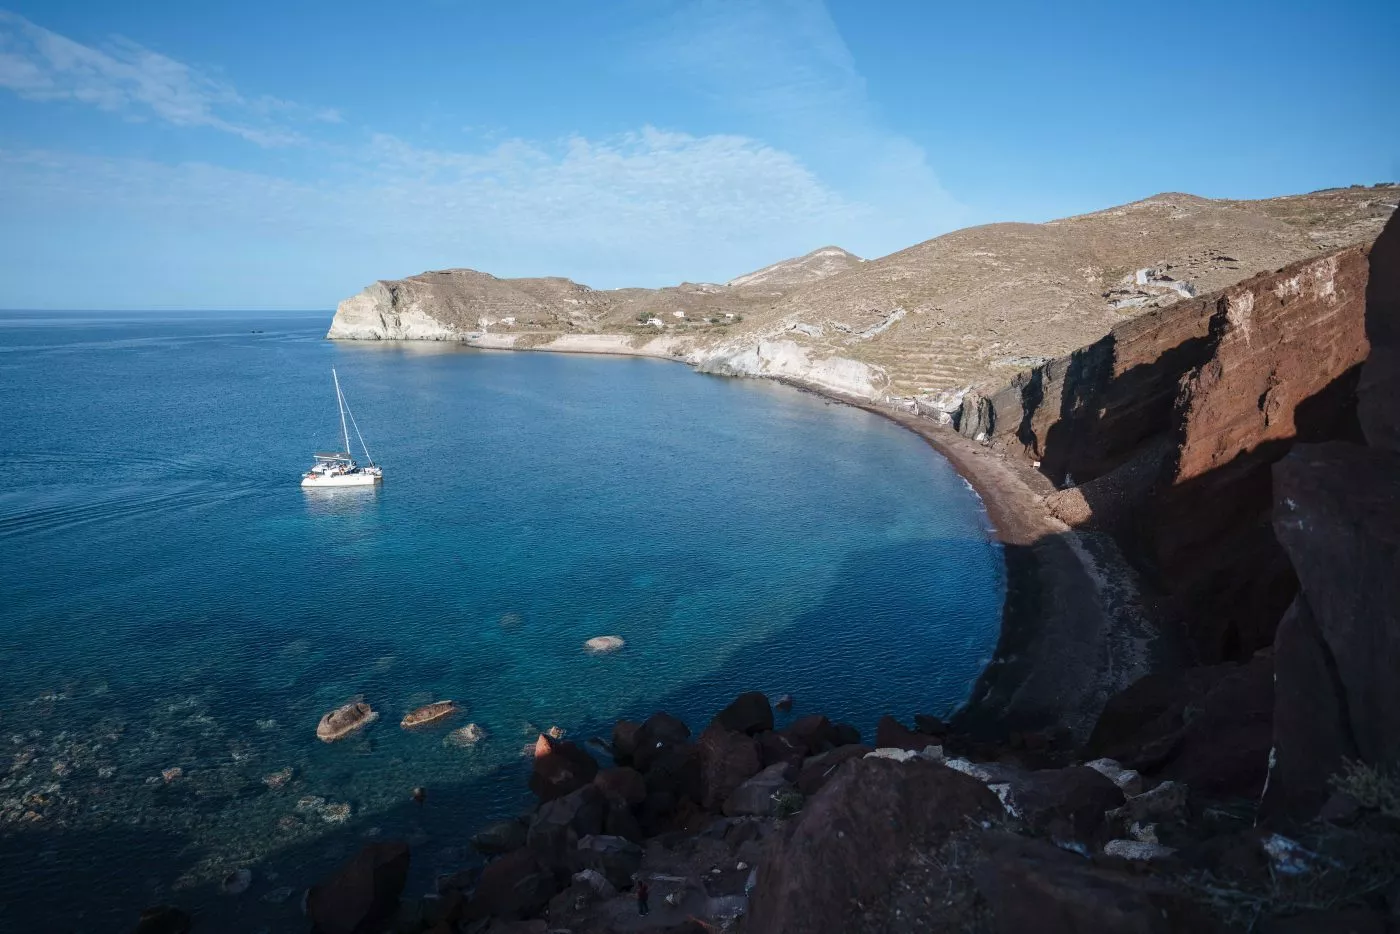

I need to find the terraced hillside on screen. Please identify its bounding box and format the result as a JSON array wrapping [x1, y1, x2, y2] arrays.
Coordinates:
[[329, 185, 1396, 403]]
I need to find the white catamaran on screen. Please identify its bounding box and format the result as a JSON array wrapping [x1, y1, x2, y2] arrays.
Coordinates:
[[301, 369, 383, 488]]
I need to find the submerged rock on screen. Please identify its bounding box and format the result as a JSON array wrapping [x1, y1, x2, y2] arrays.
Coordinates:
[[444, 723, 487, 748], [583, 635, 625, 654], [317, 702, 378, 742], [262, 767, 294, 790], [401, 700, 458, 729], [220, 868, 252, 895]]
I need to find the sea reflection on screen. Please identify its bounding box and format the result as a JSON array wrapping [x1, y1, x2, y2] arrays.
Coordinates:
[[301, 485, 382, 518]]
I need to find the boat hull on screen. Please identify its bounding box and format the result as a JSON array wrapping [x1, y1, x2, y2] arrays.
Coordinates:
[[301, 473, 381, 488]]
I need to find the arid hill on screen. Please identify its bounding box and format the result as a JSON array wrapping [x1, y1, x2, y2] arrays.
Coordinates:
[[329, 185, 1394, 403]]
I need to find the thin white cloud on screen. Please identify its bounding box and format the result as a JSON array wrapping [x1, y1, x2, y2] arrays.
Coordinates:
[[0, 10, 310, 146], [0, 3, 960, 307]]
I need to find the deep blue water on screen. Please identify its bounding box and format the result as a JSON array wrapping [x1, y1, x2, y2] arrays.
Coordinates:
[[0, 310, 1003, 930]]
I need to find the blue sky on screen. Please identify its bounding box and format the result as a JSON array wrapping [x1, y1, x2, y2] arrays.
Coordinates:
[[1, 0, 1396, 310]]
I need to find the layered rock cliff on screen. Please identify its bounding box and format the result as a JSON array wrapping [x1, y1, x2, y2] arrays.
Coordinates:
[[968, 244, 1373, 662]]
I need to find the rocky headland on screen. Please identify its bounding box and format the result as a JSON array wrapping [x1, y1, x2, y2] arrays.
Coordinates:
[[154, 191, 1400, 932]]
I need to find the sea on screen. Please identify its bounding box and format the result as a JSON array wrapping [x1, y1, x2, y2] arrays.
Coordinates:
[[0, 310, 1004, 930]]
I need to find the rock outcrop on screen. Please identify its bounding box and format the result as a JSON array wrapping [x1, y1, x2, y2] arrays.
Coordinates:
[[316, 701, 378, 742], [305, 842, 410, 934]]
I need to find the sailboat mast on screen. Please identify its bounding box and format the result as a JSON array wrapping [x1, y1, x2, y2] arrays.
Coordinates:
[[332, 368, 351, 456]]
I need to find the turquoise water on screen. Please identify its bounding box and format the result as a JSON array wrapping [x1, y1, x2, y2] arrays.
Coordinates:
[[0, 310, 1003, 930]]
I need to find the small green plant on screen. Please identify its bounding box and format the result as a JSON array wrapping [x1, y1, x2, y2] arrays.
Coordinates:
[[1329, 759, 1400, 818], [772, 788, 805, 819]]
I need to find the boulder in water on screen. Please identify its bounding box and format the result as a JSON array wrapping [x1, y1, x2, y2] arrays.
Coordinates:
[[132, 906, 192, 934], [317, 702, 378, 742], [584, 635, 625, 654], [305, 842, 410, 934], [401, 700, 458, 729]]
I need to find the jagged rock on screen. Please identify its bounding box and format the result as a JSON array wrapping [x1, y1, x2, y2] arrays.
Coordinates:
[[796, 745, 872, 797], [527, 785, 606, 879], [305, 841, 410, 934], [698, 724, 762, 811], [1264, 595, 1359, 818], [467, 848, 556, 921], [746, 757, 1001, 933], [316, 702, 378, 742], [1000, 767, 1124, 844], [1268, 442, 1400, 814], [957, 390, 993, 441], [132, 906, 192, 934], [611, 720, 642, 763], [642, 742, 702, 804], [592, 767, 646, 806], [1107, 781, 1189, 829], [710, 692, 773, 736], [632, 712, 691, 772], [604, 799, 646, 842], [972, 833, 1216, 934], [528, 736, 598, 802], [865, 747, 941, 762], [471, 819, 527, 856], [1084, 758, 1144, 796], [571, 868, 616, 899], [1087, 654, 1273, 798], [780, 714, 836, 756], [874, 715, 931, 752], [757, 731, 807, 771], [575, 834, 643, 889], [401, 700, 458, 729], [723, 762, 795, 817]]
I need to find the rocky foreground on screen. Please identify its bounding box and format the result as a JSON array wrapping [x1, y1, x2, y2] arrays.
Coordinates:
[[137, 684, 1400, 933]]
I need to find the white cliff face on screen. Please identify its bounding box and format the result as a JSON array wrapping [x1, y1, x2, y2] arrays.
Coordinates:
[[693, 339, 887, 401], [326, 283, 463, 341]]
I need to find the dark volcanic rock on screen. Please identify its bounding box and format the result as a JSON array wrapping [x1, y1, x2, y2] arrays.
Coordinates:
[[132, 906, 192, 934], [973, 832, 1219, 934], [471, 819, 528, 856], [632, 712, 691, 772], [914, 713, 949, 736], [528, 736, 599, 802], [747, 757, 1001, 933], [710, 691, 774, 736], [829, 722, 862, 746], [1268, 441, 1400, 813], [723, 762, 795, 817], [1263, 595, 1360, 818], [1087, 652, 1274, 798], [306, 842, 410, 934], [610, 720, 641, 764], [757, 730, 807, 771], [468, 848, 557, 921], [642, 742, 702, 803], [796, 744, 872, 797], [781, 714, 835, 755], [1003, 767, 1125, 844], [875, 715, 936, 752], [526, 785, 606, 879], [697, 724, 762, 811], [1358, 206, 1400, 453], [592, 766, 647, 807], [575, 834, 643, 890]]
